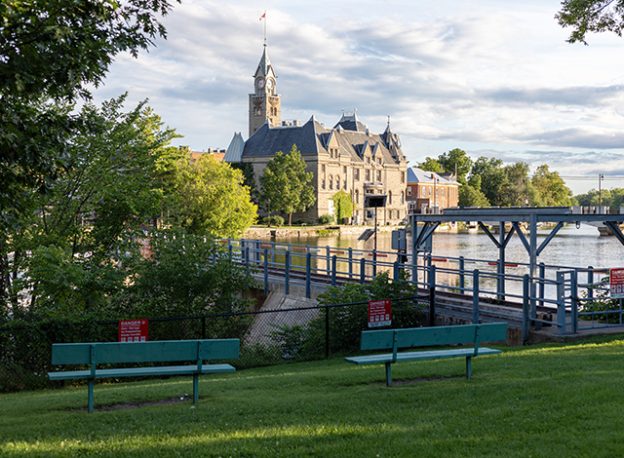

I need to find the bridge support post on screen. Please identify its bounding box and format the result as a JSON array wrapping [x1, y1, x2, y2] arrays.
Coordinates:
[[331, 255, 337, 286], [326, 246, 331, 276], [285, 250, 290, 295], [539, 263, 546, 308], [271, 241, 276, 264], [587, 266, 594, 301], [497, 222, 506, 301], [264, 249, 269, 296], [571, 270, 578, 334], [360, 258, 366, 284], [522, 274, 530, 344], [348, 248, 353, 279], [255, 240, 261, 264], [428, 265, 436, 326], [556, 271, 566, 334], [305, 252, 311, 299], [459, 256, 465, 294], [472, 270, 480, 323]]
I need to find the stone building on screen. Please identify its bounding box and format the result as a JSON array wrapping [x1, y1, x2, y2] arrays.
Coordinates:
[[226, 45, 408, 225], [406, 167, 459, 214]]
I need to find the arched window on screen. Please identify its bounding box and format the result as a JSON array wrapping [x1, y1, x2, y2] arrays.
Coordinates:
[[329, 175, 333, 190]]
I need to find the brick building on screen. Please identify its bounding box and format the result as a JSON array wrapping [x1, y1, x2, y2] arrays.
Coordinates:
[[406, 168, 459, 214]]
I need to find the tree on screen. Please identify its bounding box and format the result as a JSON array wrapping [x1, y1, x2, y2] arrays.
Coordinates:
[[8, 97, 177, 314], [499, 162, 534, 207], [557, 0, 624, 44], [531, 165, 575, 207], [260, 145, 316, 225], [438, 148, 473, 183], [419, 157, 444, 174], [459, 184, 490, 208], [164, 154, 258, 238], [0, 0, 178, 309], [470, 157, 508, 205], [332, 191, 354, 224]]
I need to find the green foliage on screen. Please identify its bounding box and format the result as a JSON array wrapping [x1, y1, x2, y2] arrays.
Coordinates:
[[332, 191, 354, 224], [0, 0, 177, 230], [318, 214, 335, 225], [531, 164, 574, 207], [260, 145, 316, 225], [162, 153, 258, 238], [459, 183, 491, 207], [557, 0, 624, 44], [263, 215, 285, 226], [115, 231, 256, 320], [419, 157, 444, 173], [438, 148, 473, 183], [470, 157, 508, 205], [575, 187, 624, 212]]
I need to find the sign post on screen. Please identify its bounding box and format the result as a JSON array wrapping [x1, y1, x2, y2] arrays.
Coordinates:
[[610, 268, 624, 299], [368, 299, 392, 328], [118, 319, 149, 342]]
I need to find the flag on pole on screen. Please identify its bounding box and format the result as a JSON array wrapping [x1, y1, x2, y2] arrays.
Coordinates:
[[259, 11, 266, 21]]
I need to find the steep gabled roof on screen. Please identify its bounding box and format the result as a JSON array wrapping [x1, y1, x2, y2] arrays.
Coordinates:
[[254, 45, 276, 79], [334, 112, 367, 132], [242, 117, 324, 157]]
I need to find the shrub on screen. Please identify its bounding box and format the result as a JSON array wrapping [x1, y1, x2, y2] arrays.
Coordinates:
[[318, 214, 335, 225], [263, 215, 285, 226]]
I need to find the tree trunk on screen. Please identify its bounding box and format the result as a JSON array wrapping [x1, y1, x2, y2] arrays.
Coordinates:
[[288, 213, 293, 226]]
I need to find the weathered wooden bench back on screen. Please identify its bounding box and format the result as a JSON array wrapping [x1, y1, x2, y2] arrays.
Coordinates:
[[360, 323, 507, 351], [51, 339, 240, 366]]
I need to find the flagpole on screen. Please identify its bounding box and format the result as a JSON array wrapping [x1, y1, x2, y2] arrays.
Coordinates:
[[264, 12, 267, 46]]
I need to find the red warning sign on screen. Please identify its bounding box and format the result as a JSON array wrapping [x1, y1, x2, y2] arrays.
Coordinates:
[[118, 319, 149, 342], [610, 268, 624, 299], [368, 299, 392, 328]]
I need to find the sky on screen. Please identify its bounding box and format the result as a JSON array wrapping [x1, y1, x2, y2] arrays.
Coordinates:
[[92, 0, 624, 194]]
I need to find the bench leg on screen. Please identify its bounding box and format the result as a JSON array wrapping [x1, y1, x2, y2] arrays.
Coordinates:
[[193, 373, 199, 404], [385, 362, 392, 387], [87, 380, 95, 413], [465, 356, 472, 380]]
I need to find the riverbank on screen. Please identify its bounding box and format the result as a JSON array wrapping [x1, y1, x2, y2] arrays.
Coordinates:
[[244, 223, 458, 239]]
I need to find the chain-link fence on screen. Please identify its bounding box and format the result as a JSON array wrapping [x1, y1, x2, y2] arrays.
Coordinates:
[[0, 295, 429, 391]]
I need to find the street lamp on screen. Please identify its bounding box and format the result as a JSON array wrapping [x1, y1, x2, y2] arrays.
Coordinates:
[[598, 173, 605, 211]]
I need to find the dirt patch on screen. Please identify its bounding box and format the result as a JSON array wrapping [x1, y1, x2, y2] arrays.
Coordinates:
[[72, 395, 193, 412]]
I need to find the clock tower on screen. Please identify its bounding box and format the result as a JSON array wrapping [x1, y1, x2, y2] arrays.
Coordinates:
[[249, 44, 281, 137]]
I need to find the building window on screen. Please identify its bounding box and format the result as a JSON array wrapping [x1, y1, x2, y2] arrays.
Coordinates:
[[343, 180, 347, 190], [336, 178, 340, 189], [401, 190, 405, 204], [388, 190, 393, 205], [407, 187, 412, 196], [376, 170, 382, 182], [355, 189, 359, 204], [354, 169, 360, 181], [343, 166, 347, 174], [365, 169, 370, 181], [321, 164, 326, 174], [329, 175, 333, 189], [321, 179, 325, 190], [401, 172, 405, 183]]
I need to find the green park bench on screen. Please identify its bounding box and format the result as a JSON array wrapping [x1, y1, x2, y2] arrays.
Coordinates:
[[48, 339, 240, 412], [345, 323, 508, 386]]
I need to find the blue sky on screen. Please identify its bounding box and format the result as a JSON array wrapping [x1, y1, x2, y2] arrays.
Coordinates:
[[92, 0, 624, 193]]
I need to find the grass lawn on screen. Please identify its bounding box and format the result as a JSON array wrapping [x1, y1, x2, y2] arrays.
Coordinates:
[[2, 336, 624, 457]]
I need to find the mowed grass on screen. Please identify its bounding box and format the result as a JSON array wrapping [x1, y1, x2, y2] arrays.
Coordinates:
[[2, 337, 624, 457]]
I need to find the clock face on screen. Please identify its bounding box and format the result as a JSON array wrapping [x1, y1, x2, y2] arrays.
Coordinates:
[[256, 78, 265, 89], [266, 78, 274, 89]]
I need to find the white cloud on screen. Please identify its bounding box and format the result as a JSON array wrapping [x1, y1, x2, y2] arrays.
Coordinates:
[[92, 0, 624, 193]]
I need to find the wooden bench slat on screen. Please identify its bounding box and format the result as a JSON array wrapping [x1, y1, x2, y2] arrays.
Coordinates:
[[48, 363, 235, 381], [345, 347, 501, 365]]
